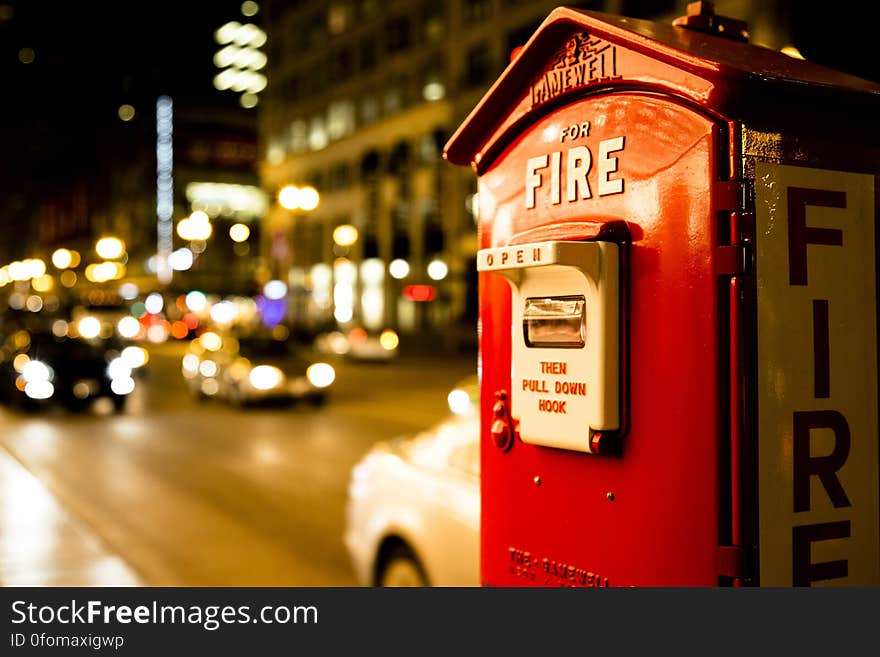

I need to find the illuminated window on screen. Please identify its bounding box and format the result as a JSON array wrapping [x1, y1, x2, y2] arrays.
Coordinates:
[[422, 70, 445, 102], [384, 87, 401, 113], [328, 4, 348, 34], [267, 140, 285, 165], [422, 4, 445, 42], [361, 95, 379, 124], [308, 115, 328, 151], [419, 128, 445, 165], [327, 101, 356, 140], [290, 120, 308, 154]]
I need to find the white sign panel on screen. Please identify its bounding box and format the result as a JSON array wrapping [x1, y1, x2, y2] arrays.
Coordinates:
[[755, 162, 879, 586]]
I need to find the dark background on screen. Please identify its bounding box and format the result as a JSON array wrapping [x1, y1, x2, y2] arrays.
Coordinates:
[[0, 1, 248, 186], [0, 0, 876, 246]]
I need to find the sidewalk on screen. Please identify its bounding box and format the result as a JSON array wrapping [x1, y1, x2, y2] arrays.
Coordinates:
[[0, 448, 143, 587]]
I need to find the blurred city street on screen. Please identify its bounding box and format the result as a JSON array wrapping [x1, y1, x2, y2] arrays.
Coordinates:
[[0, 341, 474, 586], [1, 0, 877, 598]]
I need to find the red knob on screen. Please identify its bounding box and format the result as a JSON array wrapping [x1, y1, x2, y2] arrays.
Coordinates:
[[491, 419, 511, 451]]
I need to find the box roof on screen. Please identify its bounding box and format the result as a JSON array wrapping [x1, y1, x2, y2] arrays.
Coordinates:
[[445, 6, 880, 167]]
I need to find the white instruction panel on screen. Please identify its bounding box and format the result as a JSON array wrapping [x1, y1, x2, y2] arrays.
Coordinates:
[[478, 241, 618, 452]]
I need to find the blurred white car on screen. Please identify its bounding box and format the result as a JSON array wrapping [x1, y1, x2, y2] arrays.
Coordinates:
[[344, 376, 479, 586], [314, 327, 399, 362], [182, 331, 335, 407]]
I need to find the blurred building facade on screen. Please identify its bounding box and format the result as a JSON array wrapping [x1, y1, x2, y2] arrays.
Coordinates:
[[259, 0, 591, 348], [2, 0, 820, 338], [26, 102, 262, 306], [256, 0, 801, 349]]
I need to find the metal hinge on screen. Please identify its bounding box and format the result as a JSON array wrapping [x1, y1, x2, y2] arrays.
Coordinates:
[[715, 244, 751, 276], [715, 180, 753, 213], [715, 179, 753, 276]]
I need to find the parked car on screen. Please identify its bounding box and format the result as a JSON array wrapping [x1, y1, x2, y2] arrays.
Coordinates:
[[0, 328, 136, 412], [314, 327, 400, 362], [344, 375, 480, 586], [182, 330, 336, 407]]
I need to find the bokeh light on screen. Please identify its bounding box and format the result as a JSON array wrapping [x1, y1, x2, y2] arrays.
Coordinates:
[[389, 259, 410, 280], [145, 293, 164, 315], [96, 237, 125, 260], [60, 271, 77, 287], [18, 47, 35, 64], [171, 322, 189, 340], [200, 332, 222, 352], [51, 248, 73, 269], [209, 301, 237, 325], [121, 346, 149, 369], [333, 225, 359, 247], [263, 280, 287, 300], [78, 316, 101, 339], [427, 259, 449, 281], [185, 290, 207, 312], [117, 316, 141, 339], [379, 329, 399, 351], [32, 275, 53, 292], [229, 223, 250, 242], [119, 283, 139, 300]]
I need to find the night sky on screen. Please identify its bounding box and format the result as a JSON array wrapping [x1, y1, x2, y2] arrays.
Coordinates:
[[0, 0, 876, 238], [0, 0, 250, 186]]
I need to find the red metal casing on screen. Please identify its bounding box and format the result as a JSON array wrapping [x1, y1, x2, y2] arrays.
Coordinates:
[[445, 7, 880, 586]]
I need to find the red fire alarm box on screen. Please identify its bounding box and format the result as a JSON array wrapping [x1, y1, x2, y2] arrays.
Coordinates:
[[444, 4, 880, 586]]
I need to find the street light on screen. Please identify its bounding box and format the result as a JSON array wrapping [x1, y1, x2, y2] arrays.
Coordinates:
[[278, 185, 319, 211], [229, 223, 250, 242], [213, 15, 267, 108], [177, 211, 213, 241], [427, 258, 449, 281], [96, 237, 125, 260], [332, 224, 358, 247], [276, 184, 320, 329], [51, 248, 74, 269]]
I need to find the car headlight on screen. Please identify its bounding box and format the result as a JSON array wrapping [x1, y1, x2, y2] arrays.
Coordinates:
[[24, 380, 54, 400], [379, 329, 399, 351], [249, 365, 285, 390], [117, 316, 141, 339], [306, 362, 335, 388], [182, 353, 200, 377], [78, 316, 101, 339], [107, 357, 132, 381], [21, 359, 53, 383], [20, 360, 55, 400], [121, 346, 149, 368], [447, 388, 474, 416], [111, 376, 135, 395]]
